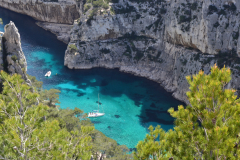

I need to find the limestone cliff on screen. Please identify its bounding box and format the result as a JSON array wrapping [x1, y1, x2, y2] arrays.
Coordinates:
[[1, 21, 29, 82], [1, 0, 240, 103], [0, 0, 80, 24], [64, 0, 240, 103]]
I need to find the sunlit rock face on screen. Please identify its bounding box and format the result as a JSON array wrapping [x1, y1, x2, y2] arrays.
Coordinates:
[[0, 0, 80, 24], [3, 21, 29, 81], [64, 0, 240, 103]]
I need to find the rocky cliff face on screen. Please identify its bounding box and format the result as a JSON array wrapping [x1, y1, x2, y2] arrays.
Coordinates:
[[0, 0, 80, 43], [0, 0, 80, 24], [1, 21, 29, 82], [64, 0, 240, 103], [1, 0, 240, 103]]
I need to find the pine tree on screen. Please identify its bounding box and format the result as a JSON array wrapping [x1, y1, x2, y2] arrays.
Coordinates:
[[134, 64, 240, 159], [0, 71, 94, 159], [40, 89, 61, 107]]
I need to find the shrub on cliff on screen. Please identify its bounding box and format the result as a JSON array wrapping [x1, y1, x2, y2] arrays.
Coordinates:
[[69, 44, 78, 52], [134, 64, 240, 159]]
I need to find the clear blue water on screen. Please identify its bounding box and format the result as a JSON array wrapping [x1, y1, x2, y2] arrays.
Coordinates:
[[0, 7, 185, 149]]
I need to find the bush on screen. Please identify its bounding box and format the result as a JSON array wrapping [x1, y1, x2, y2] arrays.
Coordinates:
[[92, 0, 102, 7], [11, 55, 18, 62], [84, 4, 91, 12], [102, 3, 109, 9], [134, 65, 240, 159], [69, 44, 78, 52]]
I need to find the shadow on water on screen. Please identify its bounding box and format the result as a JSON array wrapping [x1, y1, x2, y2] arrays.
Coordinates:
[[0, 6, 186, 147]]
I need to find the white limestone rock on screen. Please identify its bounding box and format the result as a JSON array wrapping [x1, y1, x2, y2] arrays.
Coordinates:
[[3, 21, 28, 81]]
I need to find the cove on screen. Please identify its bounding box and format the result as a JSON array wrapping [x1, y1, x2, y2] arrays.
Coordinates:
[[0, 7, 185, 149]]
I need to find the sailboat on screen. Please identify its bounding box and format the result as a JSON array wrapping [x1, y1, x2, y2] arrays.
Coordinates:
[[88, 94, 105, 118]]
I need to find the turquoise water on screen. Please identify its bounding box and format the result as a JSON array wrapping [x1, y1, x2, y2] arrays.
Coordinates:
[[0, 7, 185, 149]]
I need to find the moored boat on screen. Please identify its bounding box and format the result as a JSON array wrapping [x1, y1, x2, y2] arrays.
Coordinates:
[[45, 71, 51, 77], [88, 94, 105, 118]]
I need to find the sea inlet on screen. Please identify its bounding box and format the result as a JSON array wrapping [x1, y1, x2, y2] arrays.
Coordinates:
[[0, 7, 185, 149]]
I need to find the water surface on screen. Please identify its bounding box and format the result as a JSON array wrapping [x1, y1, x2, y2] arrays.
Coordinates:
[[0, 7, 185, 148]]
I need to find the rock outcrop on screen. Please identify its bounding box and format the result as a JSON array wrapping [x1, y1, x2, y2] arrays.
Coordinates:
[[64, 0, 240, 103], [2, 21, 29, 81]]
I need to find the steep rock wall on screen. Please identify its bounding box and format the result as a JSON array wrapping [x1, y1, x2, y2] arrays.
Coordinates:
[[2, 21, 29, 82], [1, 0, 240, 103], [165, 0, 240, 55], [64, 0, 240, 103], [0, 0, 80, 24]]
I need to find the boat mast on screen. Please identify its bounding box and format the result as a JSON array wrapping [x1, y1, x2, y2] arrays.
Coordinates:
[[98, 93, 99, 112]]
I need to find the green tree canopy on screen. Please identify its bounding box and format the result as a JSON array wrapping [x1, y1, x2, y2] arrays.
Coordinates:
[[0, 71, 94, 159], [40, 89, 61, 107], [134, 64, 240, 159]]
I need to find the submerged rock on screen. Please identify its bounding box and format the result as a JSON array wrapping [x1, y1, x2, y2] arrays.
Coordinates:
[[114, 115, 120, 118]]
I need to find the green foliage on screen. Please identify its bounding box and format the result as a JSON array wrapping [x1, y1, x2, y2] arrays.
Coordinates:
[[11, 55, 18, 62], [84, 3, 92, 12], [40, 89, 61, 107], [0, 71, 93, 159], [47, 106, 131, 159], [134, 65, 240, 159], [133, 125, 167, 159], [68, 44, 78, 52], [27, 74, 43, 91]]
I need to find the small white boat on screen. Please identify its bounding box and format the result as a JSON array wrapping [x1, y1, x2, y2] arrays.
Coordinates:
[[88, 110, 105, 117], [88, 94, 105, 118], [45, 71, 51, 77]]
